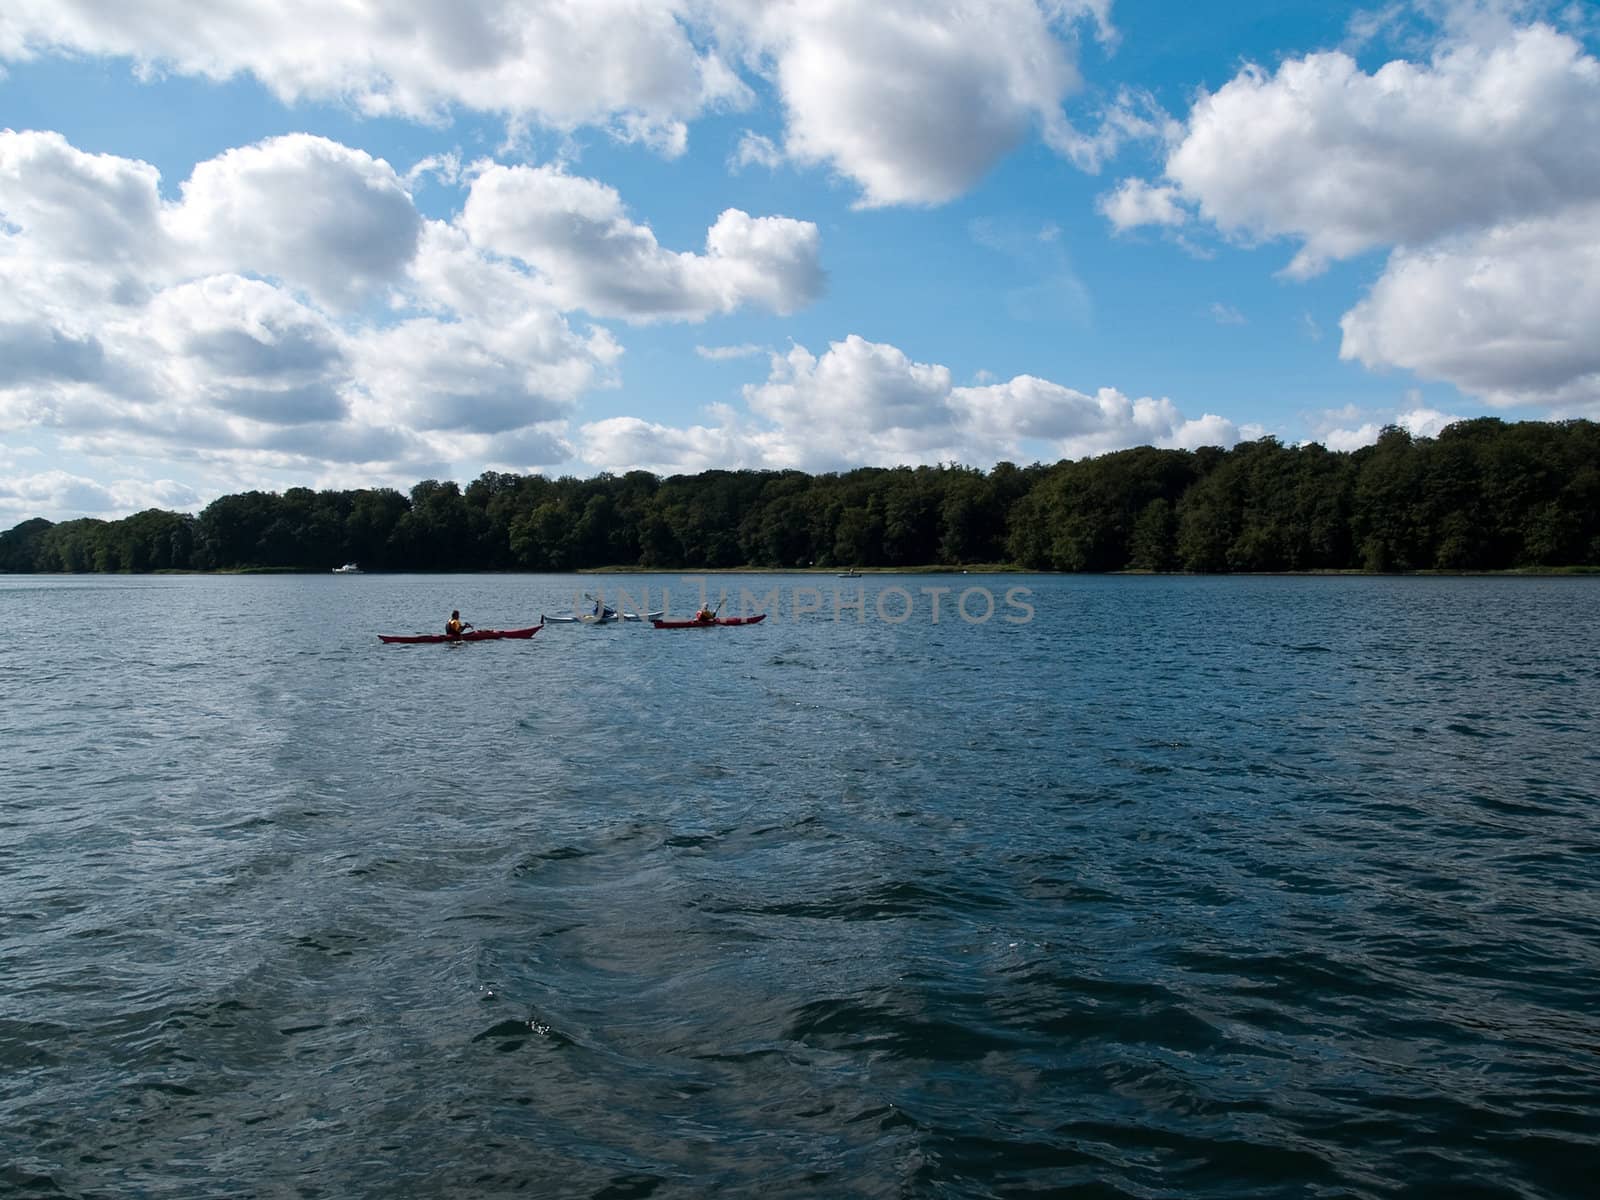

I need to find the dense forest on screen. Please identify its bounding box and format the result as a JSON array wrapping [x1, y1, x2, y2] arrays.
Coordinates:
[[4, 419, 1598, 574]]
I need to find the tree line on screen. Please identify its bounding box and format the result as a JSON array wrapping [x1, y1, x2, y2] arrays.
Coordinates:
[[4, 418, 1598, 574]]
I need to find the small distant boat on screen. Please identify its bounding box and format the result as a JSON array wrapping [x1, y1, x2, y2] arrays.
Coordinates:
[[652, 614, 767, 629], [378, 625, 542, 644], [837, 568, 862, 578], [333, 562, 363, 574]]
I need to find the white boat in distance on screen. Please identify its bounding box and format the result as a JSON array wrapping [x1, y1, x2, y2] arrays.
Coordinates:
[[332, 562, 363, 574]]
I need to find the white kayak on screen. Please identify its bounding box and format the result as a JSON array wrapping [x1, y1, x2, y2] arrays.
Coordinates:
[[540, 609, 662, 624]]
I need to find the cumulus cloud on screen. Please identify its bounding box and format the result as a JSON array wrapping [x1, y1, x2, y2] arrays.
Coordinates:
[[1105, 16, 1600, 413], [579, 334, 1242, 474], [0, 129, 167, 269], [0, 0, 748, 151], [1308, 400, 1464, 451], [1136, 24, 1600, 277], [352, 313, 618, 436], [738, 0, 1106, 206], [955, 373, 1242, 458], [136, 275, 350, 425], [0, 321, 107, 386], [731, 131, 783, 171], [1340, 202, 1600, 410], [578, 411, 759, 478], [2, 1, 1126, 206], [459, 163, 823, 320], [746, 336, 962, 463], [0, 469, 203, 521], [168, 135, 422, 311], [0, 129, 422, 314], [7, 130, 818, 497], [1099, 179, 1189, 231]]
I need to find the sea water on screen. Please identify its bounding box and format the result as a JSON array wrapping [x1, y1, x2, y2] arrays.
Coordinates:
[[2, 573, 1596, 1198]]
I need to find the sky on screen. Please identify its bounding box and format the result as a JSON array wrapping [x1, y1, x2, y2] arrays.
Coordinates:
[[2, 0, 1598, 523]]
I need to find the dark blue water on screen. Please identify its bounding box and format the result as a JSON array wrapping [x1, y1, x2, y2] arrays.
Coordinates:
[[2, 574, 1597, 1198]]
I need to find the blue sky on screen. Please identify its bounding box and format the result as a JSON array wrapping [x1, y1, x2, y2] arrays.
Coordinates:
[[2, 0, 1597, 521]]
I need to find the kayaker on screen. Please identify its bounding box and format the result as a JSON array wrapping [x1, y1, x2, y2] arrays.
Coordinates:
[[695, 606, 715, 623], [445, 610, 473, 637]]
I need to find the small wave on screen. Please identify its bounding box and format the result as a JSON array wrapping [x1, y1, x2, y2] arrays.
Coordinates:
[[589, 1174, 666, 1199], [471, 1016, 565, 1051], [785, 995, 1013, 1061]]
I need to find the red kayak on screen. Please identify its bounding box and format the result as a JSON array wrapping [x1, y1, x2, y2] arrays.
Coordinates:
[[651, 614, 767, 629], [378, 625, 542, 644]]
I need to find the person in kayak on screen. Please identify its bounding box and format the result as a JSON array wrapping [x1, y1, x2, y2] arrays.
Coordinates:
[[445, 610, 473, 637], [695, 606, 715, 623]]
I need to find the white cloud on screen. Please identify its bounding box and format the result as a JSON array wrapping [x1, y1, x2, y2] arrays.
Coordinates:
[[578, 411, 758, 477], [0, 469, 115, 517], [459, 163, 823, 320], [1340, 202, 1600, 410], [731, 131, 783, 171], [1400, 406, 1462, 438], [352, 312, 618, 436], [0, 129, 423, 316], [138, 275, 350, 425], [0, 131, 676, 492], [956, 374, 1241, 458], [1320, 422, 1385, 452], [579, 334, 1242, 473], [744, 337, 962, 465], [168, 135, 422, 311], [0, 0, 749, 149], [1106, 16, 1600, 413], [404, 220, 558, 321], [722, 0, 1114, 206], [0, 469, 203, 521], [2, 1, 1124, 206], [404, 151, 464, 189], [1209, 302, 1247, 325], [696, 343, 765, 360], [0, 130, 166, 269], [1309, 402, 1465, 451], [1099, 179, 1189, 231], [0, 321, 107, 386], [1144, 23, 1600, 277]]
